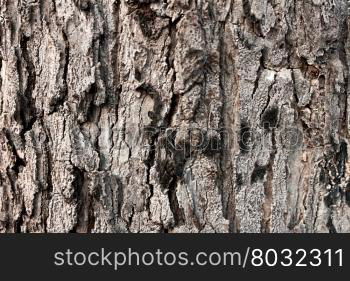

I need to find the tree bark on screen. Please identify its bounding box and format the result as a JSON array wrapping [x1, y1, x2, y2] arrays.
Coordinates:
[[0, 0, 349, 233]]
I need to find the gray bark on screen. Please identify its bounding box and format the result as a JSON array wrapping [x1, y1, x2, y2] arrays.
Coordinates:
[[0, 0, 350, 233]]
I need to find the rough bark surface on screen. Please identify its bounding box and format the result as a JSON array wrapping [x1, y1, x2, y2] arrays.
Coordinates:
[[0, 0, 350, 233]]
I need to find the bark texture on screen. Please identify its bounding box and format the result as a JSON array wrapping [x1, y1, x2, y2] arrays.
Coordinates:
[[0, 0, 350, 233]]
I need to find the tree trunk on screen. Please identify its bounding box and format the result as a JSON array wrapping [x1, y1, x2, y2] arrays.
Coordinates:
[[0, 0, 349, 233]]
